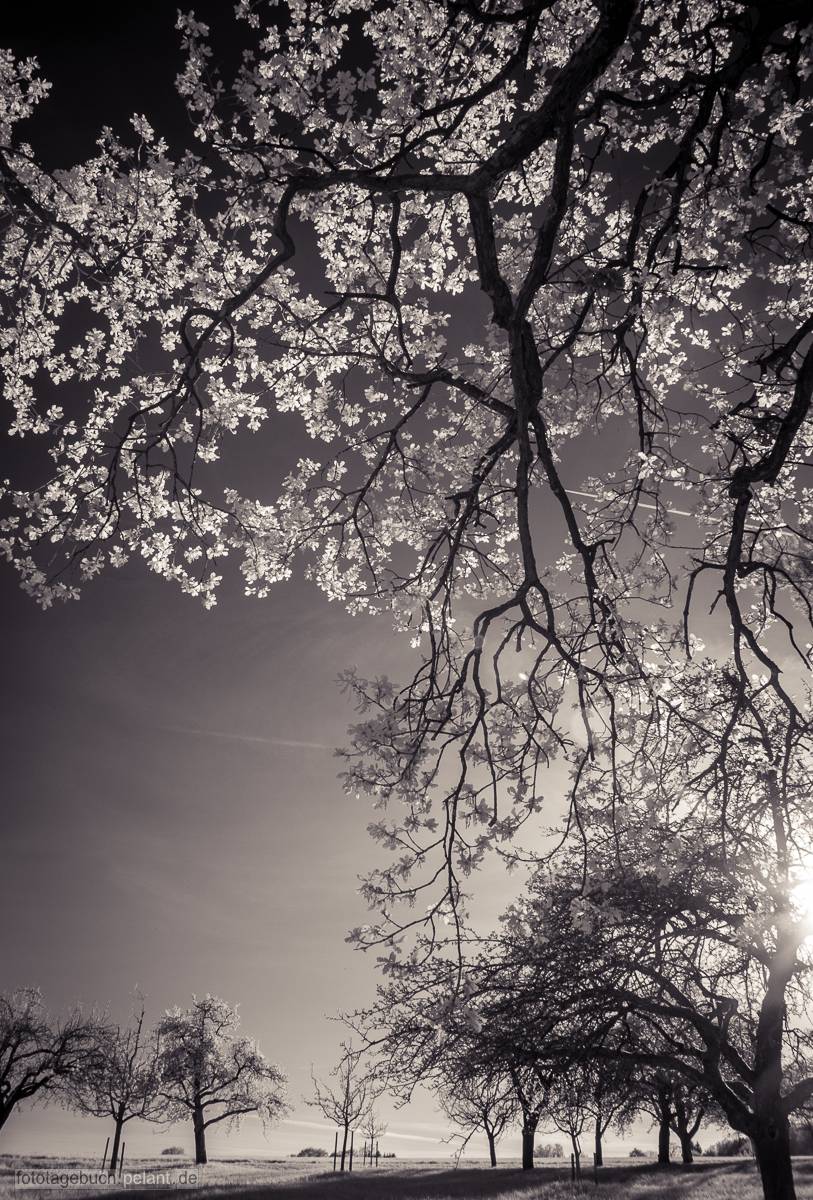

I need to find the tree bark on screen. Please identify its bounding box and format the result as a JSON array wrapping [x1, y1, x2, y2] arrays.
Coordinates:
[[594, 1117, 603, 1168], [753, 1117, 796, 1200], [486, 1129, 497, 1168], [193, 1101, 207, 1166], [750, 934, 797, 1200], [109, 1106, 125, 1172], [521, 1126, 536, 1170], [570, 1132, 581, 1177], [678, 1129, 694, 1165], [340, 1123, 349, 1172], [657, 1114, 670, 1165]]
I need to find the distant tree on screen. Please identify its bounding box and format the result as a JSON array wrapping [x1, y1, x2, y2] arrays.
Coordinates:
[[360, 1108, 388, 1158], [156, 995, 287, 1165], [571, 1060, 637, 1169], [437, 1057, 516, 1167], [308, 1045, 370, 1173], [629, 1148, 646, 1159], [537, 1143, 564, 1159], [545, 1071, 588, 1176], [160, 1146, 184, 1156], [707, 1134, 751, 1157], [0, 989, 100, 1134], [65, 998, 165, 1173], [508, 1062, 549, 1172], [295, 1146, 328, 1157]]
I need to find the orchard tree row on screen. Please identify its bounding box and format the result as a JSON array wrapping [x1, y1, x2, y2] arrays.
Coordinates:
[[0, 990, 287, 1166], [354, 661, 813, 1200]]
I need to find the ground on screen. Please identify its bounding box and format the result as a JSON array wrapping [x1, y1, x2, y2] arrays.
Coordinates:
[[3, 1156, 812, 1200]]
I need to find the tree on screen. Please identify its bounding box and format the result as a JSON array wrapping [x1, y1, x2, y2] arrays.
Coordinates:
[[668, 1079, 707, 1166], [0, 989, 100, 1135], [545, 1071, 588, 1176], [308, 1044, 370, 1172], [507, 1061, 550, 1172], [359, 1108, 388, 1161], [65, 998, 166, 1173], [437, 1056, 516, 1167], [487, 665, 813, 1200], [3, 0, 813, 959], [571, 1060, 636, 1169], [156, 995, 287, 1165]]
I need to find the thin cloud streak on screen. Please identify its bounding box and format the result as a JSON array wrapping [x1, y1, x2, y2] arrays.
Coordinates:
[[166, 725, 333, 751], [282, 1119, 445, 1142]]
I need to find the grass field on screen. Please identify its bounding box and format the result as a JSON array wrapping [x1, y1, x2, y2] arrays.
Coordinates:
[[3, 1155, 812, 1200]]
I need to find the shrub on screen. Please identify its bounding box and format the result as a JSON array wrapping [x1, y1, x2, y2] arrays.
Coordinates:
[[295, 1147, 328, 1157], [160, 1147, 184, 1157]]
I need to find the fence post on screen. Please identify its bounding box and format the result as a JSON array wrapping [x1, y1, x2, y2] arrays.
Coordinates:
[[349, 1130, 354, 1172], [101, 1138, 110, 1170], [333, 1131, 338, 1172], [376, 1140, 380, 1166]]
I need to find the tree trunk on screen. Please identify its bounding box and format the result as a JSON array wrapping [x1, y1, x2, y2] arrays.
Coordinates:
[[751, 934, 797, 1200], [678, 1129, 694, 1165], [193, 1101, 207, 1166], [521, 1126, 535, 1170], [753, 1117, 796, 1200], [109, 1107, 125, 1173], [340, 1123, 349, 1172], [594, 1118, 603, 1168], [486, 1129, 497, 1168], [570, 1133, 581, 1177], [658, 1115, 670, 1165]]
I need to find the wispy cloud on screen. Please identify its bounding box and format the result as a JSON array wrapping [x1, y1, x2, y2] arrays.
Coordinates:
[[282, 1119, 445, 1143], [166, 725, 332, 751]]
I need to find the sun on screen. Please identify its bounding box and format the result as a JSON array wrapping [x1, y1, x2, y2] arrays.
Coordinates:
[[790, 875, 813, 929]]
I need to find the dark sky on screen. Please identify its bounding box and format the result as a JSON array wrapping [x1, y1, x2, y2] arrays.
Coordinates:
[[0, 2, 669, 1159]]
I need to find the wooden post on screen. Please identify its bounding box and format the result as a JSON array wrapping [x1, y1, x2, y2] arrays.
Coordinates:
[[119, 1144, 125, 1180], [333, 1131, 338, 1172], [101, 1137, 110, 1170], [376, 1140, 380, 1166], [349, 1130, 354, 1172]]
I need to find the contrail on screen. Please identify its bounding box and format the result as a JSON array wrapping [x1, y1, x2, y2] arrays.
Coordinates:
[[167, 725, 332, 751]]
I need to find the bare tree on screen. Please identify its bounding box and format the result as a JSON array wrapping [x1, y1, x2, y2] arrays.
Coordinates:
[[308, 1045, 370, 1172], [65, 997, 165, 1172], [0, 989, 100, 1136], [359, 1108, 388, 1162], [545, 1071, 588, 1176], [437, 1057, 516, 1167], [156, 996, 287, 1165]]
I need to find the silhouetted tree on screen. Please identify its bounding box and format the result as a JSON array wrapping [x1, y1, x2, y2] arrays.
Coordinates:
[[0, 989, 100, 1135], [157, 995, 287, 1165], [308, 1045, 370, 1173], [65, 998, 166, 1173]]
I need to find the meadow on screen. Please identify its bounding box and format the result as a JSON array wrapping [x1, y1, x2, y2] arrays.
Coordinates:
[[3, 1156, 813, 1200]]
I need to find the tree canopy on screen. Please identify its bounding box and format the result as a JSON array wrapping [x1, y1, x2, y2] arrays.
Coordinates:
[[2, 0, 812, 948]]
